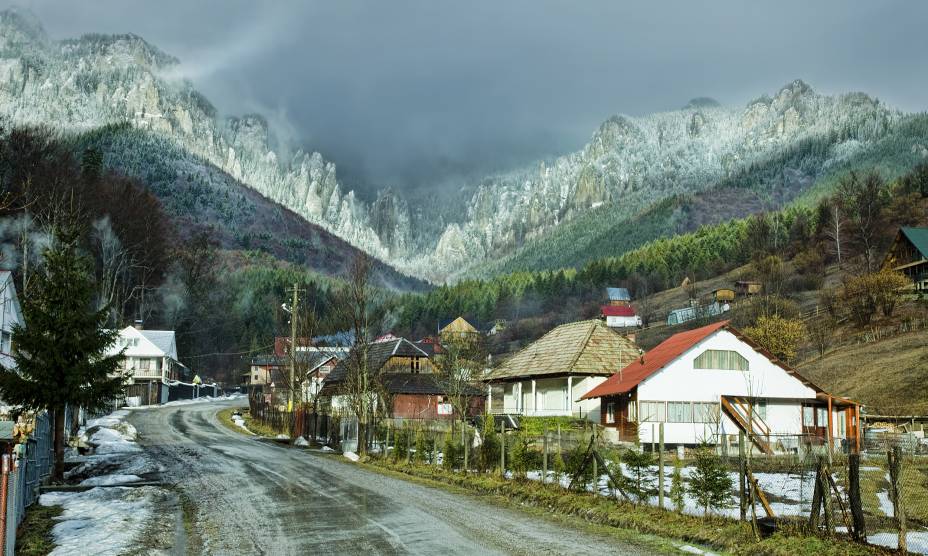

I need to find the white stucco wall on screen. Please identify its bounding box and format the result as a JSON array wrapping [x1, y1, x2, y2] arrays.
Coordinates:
[[636, 330, 820, 445], [496, 375, 606, 422]]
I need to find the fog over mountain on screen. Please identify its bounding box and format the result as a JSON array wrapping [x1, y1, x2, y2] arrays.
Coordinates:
[[17, 0, 928, 196]]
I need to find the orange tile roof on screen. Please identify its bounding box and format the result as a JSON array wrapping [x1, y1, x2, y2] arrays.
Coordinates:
[[582, 320, 729, 399]]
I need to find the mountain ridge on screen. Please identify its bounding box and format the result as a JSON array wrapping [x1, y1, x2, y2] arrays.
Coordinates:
[[0, 9, 920, 283]]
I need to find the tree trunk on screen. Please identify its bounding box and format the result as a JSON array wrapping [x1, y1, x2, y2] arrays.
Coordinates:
[[53, 408, 65, 482]]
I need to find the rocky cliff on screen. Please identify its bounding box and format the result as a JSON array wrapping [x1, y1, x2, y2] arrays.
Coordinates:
[[0, 9, 905, 282]]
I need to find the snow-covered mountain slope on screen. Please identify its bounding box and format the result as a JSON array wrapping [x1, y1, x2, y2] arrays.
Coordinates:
[[0, 9, 918, 283]]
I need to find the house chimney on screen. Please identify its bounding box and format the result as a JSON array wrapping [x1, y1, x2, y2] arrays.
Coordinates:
[[133, 319, 144, 330]]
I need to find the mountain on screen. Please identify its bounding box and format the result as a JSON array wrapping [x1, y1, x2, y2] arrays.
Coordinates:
[[0, 9, 422, 289], [0, 9, 924, 283]]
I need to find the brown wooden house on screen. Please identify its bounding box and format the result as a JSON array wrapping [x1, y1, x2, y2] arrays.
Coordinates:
[[882, 227, 928, 293]]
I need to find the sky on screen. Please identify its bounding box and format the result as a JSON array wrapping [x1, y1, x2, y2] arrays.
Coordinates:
[[17, 1, 928, 197]]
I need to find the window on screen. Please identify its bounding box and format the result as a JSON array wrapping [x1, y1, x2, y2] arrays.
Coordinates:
[[628, 399, 637, 422], [639, 401, 665, 422], [605, 402, 616, 424], [694, 349, 749, 371], [803, 406, 815, 427], [754, 400, 767, 421], [1, 331, 10, 353], [693, 402, 720, 423], [410, 357, 421, 372], [667, 402, 692, 423]]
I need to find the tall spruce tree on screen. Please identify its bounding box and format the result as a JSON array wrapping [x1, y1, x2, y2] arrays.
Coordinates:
[[0, 225, 126, 481]]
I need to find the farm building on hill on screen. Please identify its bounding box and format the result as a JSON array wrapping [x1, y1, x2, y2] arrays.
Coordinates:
[[601, 305, 641, 329], [605, 287, 631, 306], [485, 320, 639, 423], [882, 226, 928, 293], [583, 321, 861, 454]]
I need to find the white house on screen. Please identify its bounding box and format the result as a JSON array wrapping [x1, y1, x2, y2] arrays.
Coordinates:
[[485, 320, 640, 423], [108, 326, 180, 406], [583, 321, 861, 454], [601, 305, 641, 328], [0, 271, 23, 371]]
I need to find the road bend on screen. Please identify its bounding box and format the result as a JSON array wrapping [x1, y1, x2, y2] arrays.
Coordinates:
[[129, 400, 662, 555]]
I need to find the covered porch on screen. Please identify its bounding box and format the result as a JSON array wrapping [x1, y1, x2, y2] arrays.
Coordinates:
[[487, 374, 604, 421]]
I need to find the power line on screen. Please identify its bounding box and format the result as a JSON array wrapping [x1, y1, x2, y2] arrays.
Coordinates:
[[183, 343, 275, 360]]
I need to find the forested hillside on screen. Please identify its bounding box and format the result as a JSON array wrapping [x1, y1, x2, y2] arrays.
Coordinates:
[[0, 127, 399, 382], [469, 112, 928, 277], [392, 163, 928, 352]]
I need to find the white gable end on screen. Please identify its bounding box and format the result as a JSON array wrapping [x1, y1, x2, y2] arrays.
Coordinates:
[[109, 326, 171, 359], [637, 330, 817, 402]]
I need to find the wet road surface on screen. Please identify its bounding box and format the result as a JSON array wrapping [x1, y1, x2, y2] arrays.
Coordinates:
[[129, 400, 661, 555]]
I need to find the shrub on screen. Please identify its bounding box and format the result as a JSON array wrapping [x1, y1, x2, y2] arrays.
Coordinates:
[[393, 425, 408, 463], [478, 415, 499, 472], [622, 449, 656, 503], [442, 430, 459, 471], [743, 315, 806, 362], [414, 426, 427, 463], [688, 444, 733, 515]]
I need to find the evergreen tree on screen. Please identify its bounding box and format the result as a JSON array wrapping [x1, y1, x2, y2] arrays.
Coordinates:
[[687, 444, 733, 515], [0, 225, 127, 481]]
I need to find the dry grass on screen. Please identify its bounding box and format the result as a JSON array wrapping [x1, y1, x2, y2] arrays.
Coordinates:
[[797, 329, 928, 414]]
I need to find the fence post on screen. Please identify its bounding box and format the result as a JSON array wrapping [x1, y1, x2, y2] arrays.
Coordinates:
[[542, 426, 548, 486], [822, 460, 833, 534], [592, 446, 598, 493], [658, 422, 665, 510], [809, 456, 824, 530], [848, 452, 866, 541], [739, 432, 746, 521], [888, 446, 907, 554]]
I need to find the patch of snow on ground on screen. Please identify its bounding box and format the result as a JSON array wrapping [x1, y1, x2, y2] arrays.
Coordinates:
[[321, 446, 335, 452], [343, 451, 360, 462], [294, 437, 309, 447], [867, 530, 928, 554], [39, 486, 159, 556], [79, 474, 143, 487]]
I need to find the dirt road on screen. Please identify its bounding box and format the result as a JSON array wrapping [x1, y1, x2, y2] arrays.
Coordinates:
[[129, 400, 663, 555]]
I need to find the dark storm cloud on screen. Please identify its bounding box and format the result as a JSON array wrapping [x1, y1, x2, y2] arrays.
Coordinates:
[[19, 0, 928, 195]]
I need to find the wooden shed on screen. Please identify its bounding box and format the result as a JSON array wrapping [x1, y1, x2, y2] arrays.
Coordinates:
[[713, 288, 735, 302]]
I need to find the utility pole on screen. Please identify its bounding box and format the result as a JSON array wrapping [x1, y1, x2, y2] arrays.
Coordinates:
[[289, 282, 300, 412]]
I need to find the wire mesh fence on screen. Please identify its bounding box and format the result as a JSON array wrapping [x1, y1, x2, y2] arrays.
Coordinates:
[[345, 416, 928, 553], [1, 407, 72, 556]]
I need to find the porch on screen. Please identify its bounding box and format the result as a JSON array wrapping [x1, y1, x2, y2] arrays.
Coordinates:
[[487, 375, 603, 421]]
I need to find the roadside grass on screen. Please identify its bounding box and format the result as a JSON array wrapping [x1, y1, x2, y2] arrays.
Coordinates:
[[216, 407, 283, 439], [361, 459, 890, 556], [15, 503, 61, 556]]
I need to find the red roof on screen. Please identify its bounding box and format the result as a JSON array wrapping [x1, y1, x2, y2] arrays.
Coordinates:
[[601, 305, 636, 317], [582, 320, 729, 399]]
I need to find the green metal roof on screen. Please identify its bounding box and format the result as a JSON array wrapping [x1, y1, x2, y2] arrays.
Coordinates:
[[901, 227, 928, 259]]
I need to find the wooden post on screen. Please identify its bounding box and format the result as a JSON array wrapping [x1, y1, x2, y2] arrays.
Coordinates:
[[848, 452, 866, 540], [405, 421, 411, 464], [651, 423, 655, 453], [542, 426, 548, 486], [822, 461, 834, 534], [658, 422, 665, 510], [739, 432, 747, 521], [500, 421, 506, 476], [592, 449, 598, 493], [826, 396, 834, 465], [809, 457, 824, 530], [888, 447, 907, 554]]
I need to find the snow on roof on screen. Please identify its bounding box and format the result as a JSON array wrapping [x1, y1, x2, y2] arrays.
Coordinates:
[[137, 329, 177, 360]]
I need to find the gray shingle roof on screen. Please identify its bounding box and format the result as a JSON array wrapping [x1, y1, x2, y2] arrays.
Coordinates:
[[139, 330, 177, 360]]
